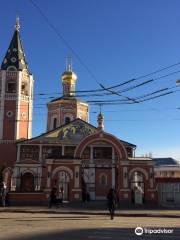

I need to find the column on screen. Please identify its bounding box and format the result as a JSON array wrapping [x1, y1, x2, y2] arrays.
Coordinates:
[[90, 146, 93, 163], [39, 145, 42, 162], [149, 167, 154, 188], [62, 145, 65, 156], [46, 164, 52, 189], [17, 145, 21, 162], [74, 166, 80, 188], [112, 148, 115, 164], [38, 167, 42, 191], [112, 148, 115, 188], [123, 166, 128, 188]]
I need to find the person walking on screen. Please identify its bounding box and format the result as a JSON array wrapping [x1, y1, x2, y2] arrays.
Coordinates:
[[48, 187, 58, 208], [0, 182, 7, 207], [107, 188, 118, 220]]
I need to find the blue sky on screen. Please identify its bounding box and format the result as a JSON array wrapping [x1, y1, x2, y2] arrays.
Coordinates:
[[0, 0, 180, 159]]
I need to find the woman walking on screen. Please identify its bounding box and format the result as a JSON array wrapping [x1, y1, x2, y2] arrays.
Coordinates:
[[107, 188, 118, 220]]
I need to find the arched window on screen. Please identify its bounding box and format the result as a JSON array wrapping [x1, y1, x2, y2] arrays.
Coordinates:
[[100, 174, 108, 185], [130, 171, 145, 203], [53, 118, 57, 129], [7, 66, 17, 71], [21, 81, 28, 95], [65, 117, 71, 124]]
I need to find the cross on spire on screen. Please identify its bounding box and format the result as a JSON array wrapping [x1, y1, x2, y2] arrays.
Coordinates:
[[66, 56, 72, 71], [15, 16, 20, 31]]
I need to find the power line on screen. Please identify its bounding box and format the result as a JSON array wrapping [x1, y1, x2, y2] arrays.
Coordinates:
[[87, 89, 178, 105], [107, 62, 180, 90], [69, 63, 180, 94], [28, 0, 100, 86], [31, 68, 180, 99], [28, 0, 180, 100]]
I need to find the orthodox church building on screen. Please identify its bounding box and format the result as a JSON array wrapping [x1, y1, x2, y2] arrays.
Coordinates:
[[0, 19, 157, 205]]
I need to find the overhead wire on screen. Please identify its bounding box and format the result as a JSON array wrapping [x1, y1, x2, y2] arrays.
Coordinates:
[[32, 68, 180, 98], [28, 0, 100, 86], [28, 0, 180, 101]]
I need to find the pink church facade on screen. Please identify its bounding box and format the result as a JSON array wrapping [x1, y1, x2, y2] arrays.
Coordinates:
[[0, 19, 157, 205]]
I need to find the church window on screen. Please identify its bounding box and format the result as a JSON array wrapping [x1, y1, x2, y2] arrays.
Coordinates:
[[65, 117, 71, 124], [100, 174, 108, 185], [126, 147, 133, 157], [11, 57, 17, 63], [6, 111, 13, 118], [93, 147, 112, 159], [45, 146, 62, 159], [20, 146, 39, 161], [64, 146, 76, 158], [7, 66, 17, 71], [64, 84, 70, 95], [7, 81, 16, 93], [81, 147, 90, 159], [53, 118, 57, 129], [21, 82, 28, 95]]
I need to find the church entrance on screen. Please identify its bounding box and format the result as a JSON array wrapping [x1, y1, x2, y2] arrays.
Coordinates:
[[130, 171, 145, 204], [57, 171, 70, 201], [21, 172, 34, 192]]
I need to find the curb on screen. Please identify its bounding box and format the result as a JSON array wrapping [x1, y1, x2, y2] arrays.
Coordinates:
[[0, 208, 180, 218]]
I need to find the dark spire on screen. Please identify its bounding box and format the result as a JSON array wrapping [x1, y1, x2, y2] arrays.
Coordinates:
[[1, 17, 29, 71]]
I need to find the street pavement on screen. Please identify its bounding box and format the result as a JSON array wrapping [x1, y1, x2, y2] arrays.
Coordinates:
[[1, 202, 180, 218], [0, 211, 180, 240]]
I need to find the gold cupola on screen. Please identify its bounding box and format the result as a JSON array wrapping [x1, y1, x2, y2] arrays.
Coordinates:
[[61, 58, 77, 97]]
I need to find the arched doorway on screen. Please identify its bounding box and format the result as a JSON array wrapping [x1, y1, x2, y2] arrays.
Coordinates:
[[130, 171, 145, 204], [57, 171, 70, 201], [21, 172, 34, 192]]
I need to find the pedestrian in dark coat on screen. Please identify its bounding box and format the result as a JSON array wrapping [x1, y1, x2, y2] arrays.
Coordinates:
[[0, 182, 7, 207], [48, 187, 57, 208], [107, 188, 118, 220]]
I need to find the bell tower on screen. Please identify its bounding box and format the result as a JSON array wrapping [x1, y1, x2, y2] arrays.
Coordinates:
[[47, 60, 89, 131], [0, 17, 34, 141]]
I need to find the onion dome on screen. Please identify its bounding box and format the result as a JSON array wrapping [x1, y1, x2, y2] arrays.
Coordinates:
[[61, 58, 77, 96]]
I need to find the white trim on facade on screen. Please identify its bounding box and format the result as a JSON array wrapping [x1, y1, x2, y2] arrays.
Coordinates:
[[15, 71, 21, 139], [129, 167, 149, 180], [51, 166, 73, 179]]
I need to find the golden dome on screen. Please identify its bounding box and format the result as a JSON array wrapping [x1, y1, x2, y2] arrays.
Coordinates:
[[61, 70, 77, 82]]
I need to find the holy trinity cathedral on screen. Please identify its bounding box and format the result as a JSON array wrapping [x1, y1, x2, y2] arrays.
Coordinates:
[[0, 19, 157, 205]]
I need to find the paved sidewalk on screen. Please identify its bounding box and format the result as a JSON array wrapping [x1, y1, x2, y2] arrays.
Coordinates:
[[0, 202, 180, 218]]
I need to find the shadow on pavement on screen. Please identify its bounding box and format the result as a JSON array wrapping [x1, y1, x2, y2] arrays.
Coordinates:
[[11, 227, 180, 240]]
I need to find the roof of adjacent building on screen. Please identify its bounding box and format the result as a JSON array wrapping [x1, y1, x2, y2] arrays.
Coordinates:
[[153, 158, 179, 166], [1, 18, 28, 71], [128, 157, 152, 161]]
